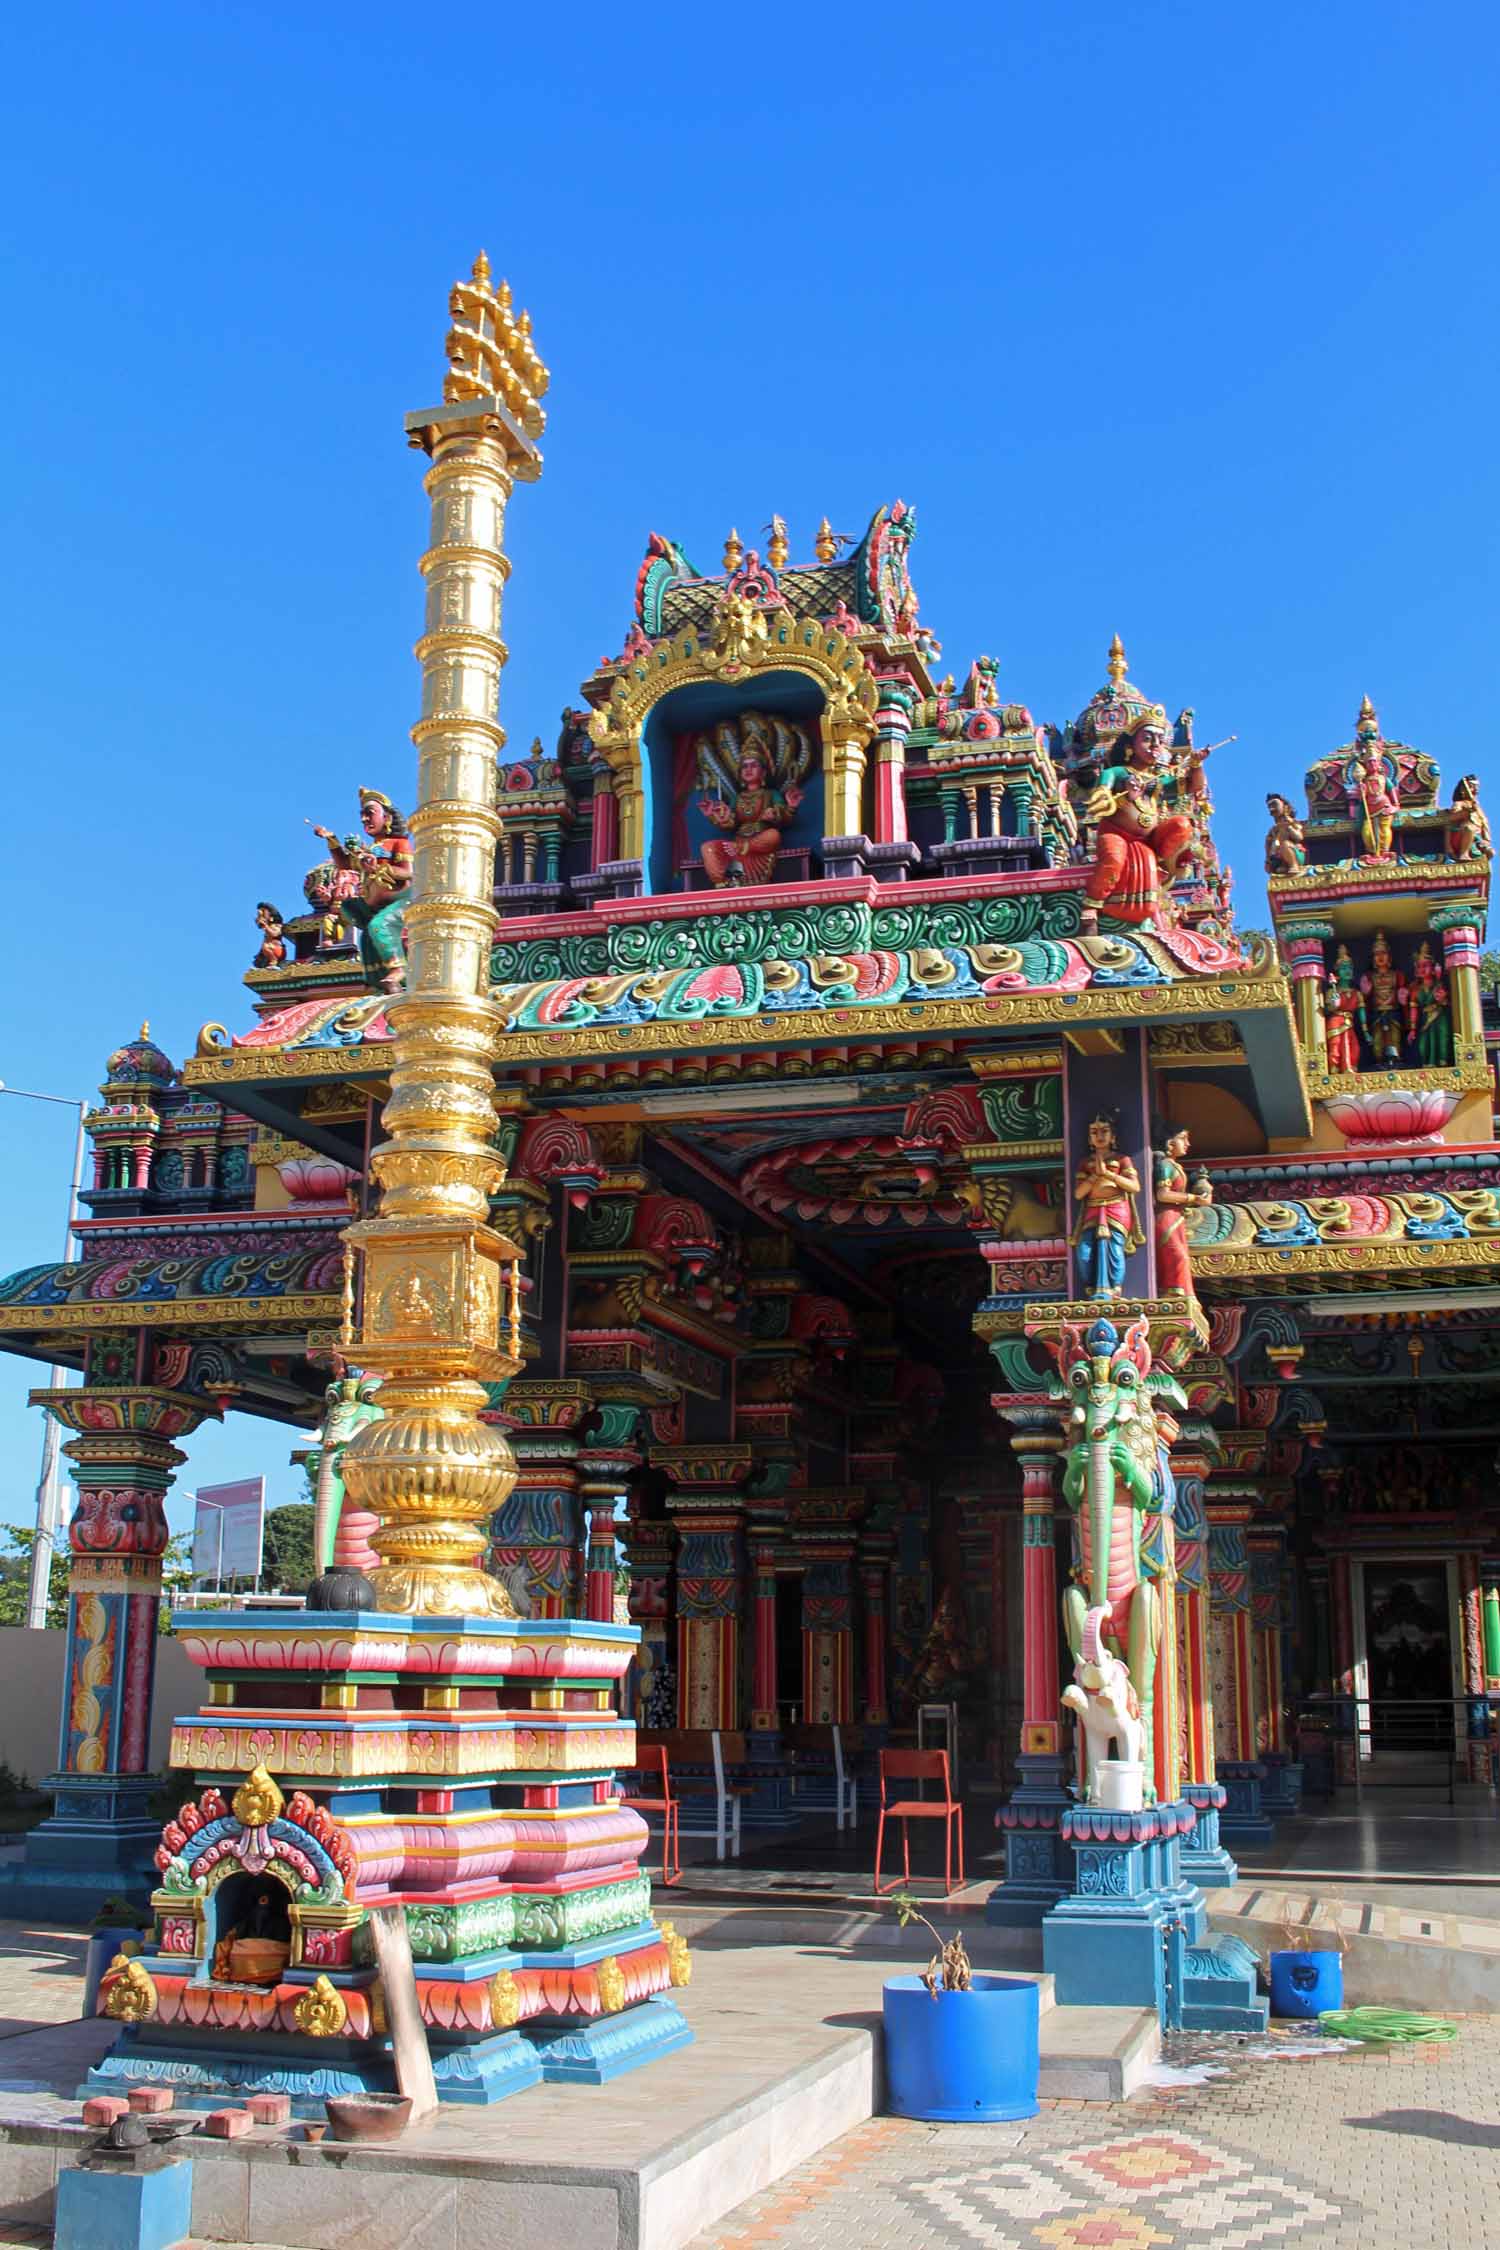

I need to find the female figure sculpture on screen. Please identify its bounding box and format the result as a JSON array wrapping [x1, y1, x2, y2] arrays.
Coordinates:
[[309, 789, 412, 991], [1153, 1127, 1211, 1303], [1323, 946, 1362, 1074], [1071, 1113, 1142, 1300], [1407, 940, 1454, 1068], [1082, 713, 1195, 926]]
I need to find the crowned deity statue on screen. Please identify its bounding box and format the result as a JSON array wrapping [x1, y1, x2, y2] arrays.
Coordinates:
[[1082, 712, 1196, 927], [309, 788, 413, 991], [1322, 944, 1362, 1075], [1071, 1112, 1143, 1299], [1446, 774, 1493, 863], [1406, 940, 1454, 1069], [1353, 730, 1399, 863], [1358, 930, 1408, 1069], [1264, 792, 1307, 875], [693, 711, 815, 887], [1153, 1127, 1212, 1304]]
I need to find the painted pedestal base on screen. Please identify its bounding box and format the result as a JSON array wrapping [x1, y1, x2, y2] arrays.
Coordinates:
[[1042, 1803, 1266, 2033], [1258, 1753, 1303, 1818], [1179, 1781, 1238, 1889], [0, 1774, 160, 1923], [87, 1611, 692, 2113], [1216, 1759, 1275, 1846], [987, 1754, 1074, 1926]]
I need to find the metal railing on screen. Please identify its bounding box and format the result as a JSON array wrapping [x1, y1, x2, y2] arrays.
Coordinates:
[[1294, 1693, 1500, 1805]]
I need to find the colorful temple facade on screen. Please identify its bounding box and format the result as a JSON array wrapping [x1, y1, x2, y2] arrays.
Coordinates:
[[1, 257, 1497, 2059]]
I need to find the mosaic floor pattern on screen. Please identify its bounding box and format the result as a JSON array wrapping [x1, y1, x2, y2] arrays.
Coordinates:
[[896, 2130, 1348, 2249]]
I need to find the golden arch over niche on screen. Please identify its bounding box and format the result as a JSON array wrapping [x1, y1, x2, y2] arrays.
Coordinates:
[[587, 608, 880, 863]]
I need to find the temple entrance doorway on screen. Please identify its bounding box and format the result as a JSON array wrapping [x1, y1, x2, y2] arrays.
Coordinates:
[[1354, 1558, 1460, 1756]]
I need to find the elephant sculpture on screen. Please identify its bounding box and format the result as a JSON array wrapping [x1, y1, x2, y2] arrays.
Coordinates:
[[1047, 1314, 1184, 1801], [1061, 1601, 1143, 1796]]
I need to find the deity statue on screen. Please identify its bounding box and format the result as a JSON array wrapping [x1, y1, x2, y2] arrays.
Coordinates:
[[1446, 774, 1493, 862], [1264, 793, 1306, 875], [1082, 712, 1195, 927], [1406, 940, 1454, 1069], [1152, 1127, 1211, 1303], [1358, 930, 1407, 1069], [252, 902, 286, 969], [1071, 1112, 1143, 1300], [693, 711, 814, 887], [1322, 945, 1361, 1075], [308, 788, 412, 991], [1048, 1315, 1187, 1803], [1354, 741, 1399, 862]]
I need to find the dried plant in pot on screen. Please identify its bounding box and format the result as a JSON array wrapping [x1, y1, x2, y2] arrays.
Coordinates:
[[881, 1891, 1039, 2122]]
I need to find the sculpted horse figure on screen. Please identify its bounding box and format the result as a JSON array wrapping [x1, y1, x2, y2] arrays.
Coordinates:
[[1047, 1314, 1184, 1801]]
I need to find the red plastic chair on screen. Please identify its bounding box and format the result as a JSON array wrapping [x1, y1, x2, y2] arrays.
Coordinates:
[[621, 1744, 681, 1887], [873, 1748, 964, 1896]]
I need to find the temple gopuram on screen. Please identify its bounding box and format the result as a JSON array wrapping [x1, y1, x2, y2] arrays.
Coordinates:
[[1, 256, 1497, 2058]]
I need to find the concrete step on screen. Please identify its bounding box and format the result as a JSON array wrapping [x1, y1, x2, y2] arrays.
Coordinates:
[[1038, 2003, 1160, 2098]]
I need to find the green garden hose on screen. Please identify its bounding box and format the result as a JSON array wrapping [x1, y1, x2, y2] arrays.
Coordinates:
[[1317, 2006, 1458, 2046]]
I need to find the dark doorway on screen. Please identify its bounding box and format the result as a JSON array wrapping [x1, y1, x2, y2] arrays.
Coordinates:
[[1363, 1564, 1453, 1750]]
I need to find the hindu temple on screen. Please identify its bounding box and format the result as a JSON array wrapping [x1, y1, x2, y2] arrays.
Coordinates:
[[0, 253, 1496, 2078]]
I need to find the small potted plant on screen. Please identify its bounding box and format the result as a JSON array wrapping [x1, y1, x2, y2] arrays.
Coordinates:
[[881, 1893, 1039, 2121]]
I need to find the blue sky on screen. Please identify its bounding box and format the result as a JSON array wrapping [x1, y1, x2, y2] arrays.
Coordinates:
[[2, 3, 1498, 1532]]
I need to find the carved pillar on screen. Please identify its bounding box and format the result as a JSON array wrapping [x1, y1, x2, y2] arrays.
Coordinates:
[[1279, 920, 1332, 1064], [748, 1534, 778, 1732], [1432, 907, 1484, 1049], [1482, 1560, 1500, 1694], [1209, 1494, 1273, 1841], [620, 1515, 673, 1727], [987, 1403, 1072, 1926], [1249, 1522, 1288, 1755], [1173, 1424, 1235, 1885], [871, 676, 914, 846], [15, 1386, 213, 1909], [858, 1540, 893, 1727], [653, 1446, 752, 1730], [577, 1399, 646, 1625], [487, 1379, 592, 1617], [1329, 1546, 1357, 1782]]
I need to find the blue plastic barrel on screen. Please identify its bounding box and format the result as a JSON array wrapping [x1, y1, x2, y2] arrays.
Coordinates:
[[1269, 1948, 1343, 2018], [882, 1973, 1040, 2120]]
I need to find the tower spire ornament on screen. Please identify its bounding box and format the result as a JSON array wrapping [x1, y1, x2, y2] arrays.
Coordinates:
[[334, 255, 550, 1617], [1107, 633, 1128, 692]]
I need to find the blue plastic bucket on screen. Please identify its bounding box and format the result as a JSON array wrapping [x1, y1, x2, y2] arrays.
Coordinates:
[[882, 1973, 1040, 2120], [1269, 1948, 1343, 2018]]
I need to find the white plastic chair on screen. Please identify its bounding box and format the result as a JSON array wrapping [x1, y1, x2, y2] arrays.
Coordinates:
[[675, 1730, 744, 1860], [832, 1725, 858, 1832]]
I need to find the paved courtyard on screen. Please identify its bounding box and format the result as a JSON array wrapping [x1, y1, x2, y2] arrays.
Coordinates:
[[692, 2021, 1500, 2250]]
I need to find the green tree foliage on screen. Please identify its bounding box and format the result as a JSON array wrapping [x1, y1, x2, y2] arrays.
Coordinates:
[[0, 1525, 68, 1628], [260, 1503, 317, 1593]]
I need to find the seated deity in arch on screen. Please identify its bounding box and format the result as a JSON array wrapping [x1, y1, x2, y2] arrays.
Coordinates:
[[692, 711, 815, 886]]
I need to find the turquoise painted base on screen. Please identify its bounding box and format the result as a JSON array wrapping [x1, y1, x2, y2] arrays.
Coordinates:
[[529, 1997, 693, 2084], [83, 2024, 544, 2117], [987, 1755, 1074, 1926], [55, 2156, 193, 2250]]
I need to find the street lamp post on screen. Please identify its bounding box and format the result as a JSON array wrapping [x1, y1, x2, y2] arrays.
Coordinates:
[[0, 1084, 87, 1629]]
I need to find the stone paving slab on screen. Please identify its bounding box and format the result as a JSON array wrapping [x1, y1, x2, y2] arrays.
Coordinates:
[[693, 2018, 1500, 2250]]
